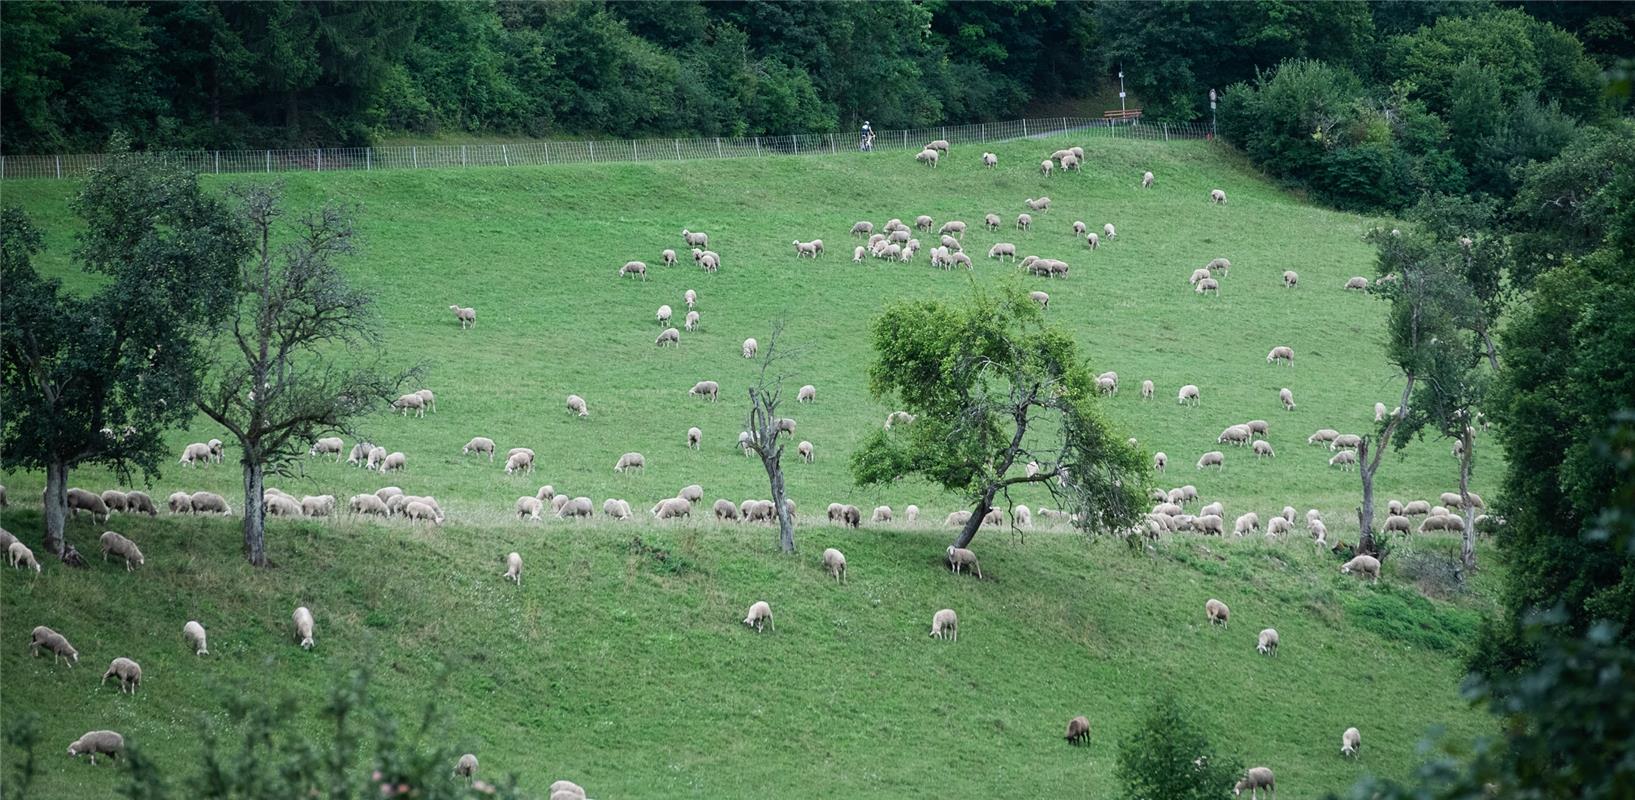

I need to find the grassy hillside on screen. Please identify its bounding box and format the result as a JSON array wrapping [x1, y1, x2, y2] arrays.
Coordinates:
[[1, 135, 1501, 797]]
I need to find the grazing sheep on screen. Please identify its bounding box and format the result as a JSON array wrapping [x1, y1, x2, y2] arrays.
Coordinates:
[[99, 489, 129, 514], [796, 440, 814, 464], [454, 753, 479, 784], [655, 304, 674, 326], [927, 139, 950, 153], [1072, 220, 1087, 237], [1197, 451, 1225, 470], [1420, 514, 1466, 533], [10, 541, 42, 574], [308, 437, 345, 462], [871, 505, 893, 523], [67, 730, 124, 765], [378, 451, 406, 472], [1196, 277, 1220, 296], [98, 531, 144, 571], [613, 452, 646, 473], [1330, 434, 1362, 451], [698, 252, 719, 271], [1197, 501, 1222, 518], [1345, 276, 1369, 290], [850, 221, 874, 237], [392, 393, 426, 417], [938, 221, 967, 240], [1281, 387, 1296, 411], [682, 310, 701, 333], [1267, 517, 1293, 536], [1025, 197, 1051, 213], [1245, 419, 1269, 438], [1154, 452, 1168, 472], [346, 441, 371, 467], [1234, 513, 1261, 536], [101, 657, 142, 694], [930, 608, 959, 641], [710, 498, 739, 521], [946, 510, 971, 527], [984, 213, 1002, 231], [124, 491, 158, 516], [66, 488, 110, 521], [1097, 375, 1117, 395], [1403, 500, 1431, 516], [1235, 767, 1274, 798], [503, 552, 523, 586], [349, 494, 389, 516], [885, 411, 916, 429], [822, 548, 847, 583], [1283, 270, 1299, 288], [915, 148, 940, 167], [946, 545, 982, 578], [663, 249, 679, 266], [1103, 222, 1117, 240], [1384, 515, 1411, 534], [403, 500, 441, 524], [449, 305, 477, 329], [1178, 384, 1201, 406], [603, 498, 634, 520], [1307, 429, 1339, 446], [1253, 440, 1275, 459], [1257, 628, 1280, 656], [183, 620, 208, 655], [905, 505, 920, 523], [516, 496, 544, 521], [1219, 425, 1252, 447], [982, 152, 997, 167], [793, 240, 818, 258], [742, 338, 758, 359], [1086, 232, 1100, 250], [853, 245, 867, 262], [1189, 268, 1212, 287], [619, 261, 647, 280], [264, 493, 303, 517], [1017, 213, 1032, 231], [1341, 554, 1381, 582], [293, 607, 315, 649], [1267, 346, 1294, 366], [462, 437, 497, 461], [189, 491, 232, 515], [1065, 715, 1091, 745], [651, 497, 691, 520], [655, 327, 680, 347], [1039, 159, 1053, 177], [1210, 189, 1227, 205], [743, 600, 774, 632], [1328, 451, 1357, 470], [1342, 727, 1361, 758], [549, 781, 588, 800], [682, 228, 708, 248]]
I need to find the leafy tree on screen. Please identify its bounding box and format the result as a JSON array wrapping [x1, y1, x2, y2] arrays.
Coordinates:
[[1506, 122, 1635, 289], [1116, 693, 1243, 800], [851, 290, 1146, 549], [1387, 9, 1603, 122], [0, 144, 244, 555], [195, 186, 413, 566]]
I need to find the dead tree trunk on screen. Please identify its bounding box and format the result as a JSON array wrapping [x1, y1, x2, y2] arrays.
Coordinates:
[[42, 460, 69, 555], [242, 457, 266, 566], [1358, 377, 1415, 556], [1458, 428, 1477, 571]]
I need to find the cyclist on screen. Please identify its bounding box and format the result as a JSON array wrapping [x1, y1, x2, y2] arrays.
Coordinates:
[[859, 120, 874, 151]]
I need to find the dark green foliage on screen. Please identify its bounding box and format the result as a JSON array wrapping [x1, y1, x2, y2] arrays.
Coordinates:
[[1506, 122, 1635, 289], [1387, 9, 1604, 122], [1116, 694, 1242, 800]]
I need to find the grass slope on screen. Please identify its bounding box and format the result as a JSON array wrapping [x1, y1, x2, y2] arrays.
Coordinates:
[[2, 135, 1499, 797]]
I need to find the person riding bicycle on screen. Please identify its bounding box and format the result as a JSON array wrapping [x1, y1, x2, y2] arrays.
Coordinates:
[[859, 120, 875, 151]]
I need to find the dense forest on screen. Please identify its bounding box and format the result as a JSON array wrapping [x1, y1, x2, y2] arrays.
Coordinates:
[[3, 0, 1631, 160]]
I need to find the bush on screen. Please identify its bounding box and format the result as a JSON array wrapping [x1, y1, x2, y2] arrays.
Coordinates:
[[1116, 694, 1242, 800]]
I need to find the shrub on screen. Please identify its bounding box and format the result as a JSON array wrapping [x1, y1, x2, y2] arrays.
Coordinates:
[[1116, 694, 1242, 800]]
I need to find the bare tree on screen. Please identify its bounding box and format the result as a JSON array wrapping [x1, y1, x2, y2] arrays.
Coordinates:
[[742, 324, 798, 554], [196, 185, 415, 566], [1356, 383, 1413, 556]]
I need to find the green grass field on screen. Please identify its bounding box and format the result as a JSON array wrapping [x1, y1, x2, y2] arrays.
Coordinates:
[[1, 134, 1502, 797]]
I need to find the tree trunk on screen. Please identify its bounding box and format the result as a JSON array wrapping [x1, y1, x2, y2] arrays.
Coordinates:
[[1357, 438, 1378, 556], [242, 458, 266, 566], [952, 484, 997, 550], [42, 460, 69, 556], [1458, 433, 1477, 571], [768, 455, 794, 554]]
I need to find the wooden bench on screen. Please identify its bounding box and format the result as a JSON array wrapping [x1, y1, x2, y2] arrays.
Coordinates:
[[1103, 108, 1143, 120]]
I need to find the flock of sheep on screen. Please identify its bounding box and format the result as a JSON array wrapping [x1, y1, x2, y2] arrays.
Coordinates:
[[4, 136, 1488, 795]]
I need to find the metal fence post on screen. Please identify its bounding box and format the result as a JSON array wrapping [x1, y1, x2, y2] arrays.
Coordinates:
[[55, 156, 62, 179], [793, 135, 799, 154], [633, 140, 639, 161], [412, 146, 418, 169], [502, 145, 509, 166], [588, 141, 595, 160], [754, 137, 761, 157], [981, 124, 987, 142], [367, 148, 373, 170], [317, 148, 323, 172], [1163, 124, 1169, 142], [461, 145, 467, 167], [266, 151, 271, 173], [1021, 120, 1028, 137], [214, 151, 220, 174]]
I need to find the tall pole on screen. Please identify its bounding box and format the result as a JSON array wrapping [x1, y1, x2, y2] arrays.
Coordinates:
[[1119, 67, 1127, 115], [1209, 88, 1218, 137]]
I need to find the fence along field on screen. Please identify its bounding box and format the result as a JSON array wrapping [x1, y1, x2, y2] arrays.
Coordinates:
[[0, 117, 1210, 180], [0, 133, 1498, 798]]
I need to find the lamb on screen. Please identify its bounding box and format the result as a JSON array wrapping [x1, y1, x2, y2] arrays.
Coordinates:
[[1283, 270, 1299, 288], [697, 251, 719, 271], [1281, 387, 1296, 411], [1017, 213, 1032, 231], [946, 545, 982, 578], [982, 152, 997, 167], [1257, 628, 1280, 656], [101, 657, 143, 693], [183, 620, 208, 655], [850, 221, 874, 237], [349, 494, 389, 516], [1253, 440, 1275, 459], [1154, 452, 1167, 472], [67, 730, 124, 765], [1342, 727, 1361, 758], [1029, 290, 1049, 309], [190, 491, 232, 515], [1060, 153, 1081, 171], [651, 497, 691, 520], [915, 148, 940, 167], [743, 600, 774, 632], [1341, 554, 1381, 582], [392, 393, 426, 417], [682, 228, 708, 248], [1196, 277, 1220, 296], [454, 753, 479, 784], [656, 327, 680, 347], [872, 505, 893, 523], [516, 496, 544, 521], [309, 437, 345, 461], [293, 606, 315, 649], [98, 531, 144, 571], [1142, 170, 1155, 188], [100, 490, 129, 514], [1266, 346, 1294, 366], [822, 548, 847, 583], [613, 452, 646, 473], [1329, 451, 1357, 469], [1086, 232, 1100, 249], [1072, 221, 1088, 237], [125, 491, 158, 516], [381, 451, 407, 472], [1198, 598, 1231, 631], [1065, 715, 1091, 745], [1345, 276, 1369, 290], [1210, 189, 1227, 204], [798, 441, 814, 463], [503, 552, 523, 586], [1040, 159, 1053, 177], [1197, 451, 1225, 470], [67, 487, 110, 521], [985, 213, 1002, 231], [1178, 384, 1201, 406], [619, 260, 647, 280], [10, 541, 42, 574], [1234, 767, 1274, 799], [743, 338, 758, 359], [447, 304, 479, 330]]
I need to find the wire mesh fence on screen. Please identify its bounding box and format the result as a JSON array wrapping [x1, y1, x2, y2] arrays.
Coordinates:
[[0, 117, 1213, 181]]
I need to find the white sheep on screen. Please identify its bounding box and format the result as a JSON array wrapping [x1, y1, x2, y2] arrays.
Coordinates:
[[308, 437, 344, 461], [1257, 628, 1280, 656], [1207, 257, 1231, 275], [101, 656, 143, 694], [1329, 451, 1357, 469], [743, 600, 774, 632], [797, 440, 814, 463], [1331, 434, 1362, 451], [1210, 188, 1227, 204], [928, 607, 960, 641], [1283, 270, 1298, 288], [946, 545, 981, 578], [614, 452, 646, 473], [392, 392, 426, 417], [742, 338, 758, 359], [1017, 213, 1032, 231], [179, 442, 213, 467], [1206, 598, 1230, 627], [1253, 440, 1275, 459], [1029, 290, 1049, 309], [1197, 451, 1224, 470], [1025, 197, 1051, 213], [1178, 384, 1201, 406], [656, 327, 680, 347], [871, 505, 892, 523], [663, 249, 679, 266], [1345, 276, 1369, 290], [10, 541, 42, 574], [183, 620, 208, 655], [1341, 554, 1380, 582], [905, 505, 920, 523], [915, 148, 940, 167], [463, 437, 496, 461], [850, 221, 874, 237], [984, 213, 1002, 231], [1266, 346, 1294, 366], [1235, 768, 1275, 799], [1196, 277, 1220, 296], [380, 451, 407, 472], [1342, 727, 1361, 758], [1234, 512, 1260, 536], [1085, 232, 1100, 250], [293, 606, 315, 649], [1142, 170, 1154, 188], [853, 245, 866, 262], [1154, 452, 1167, 472], [982, 152, 997, 167], [516, 496, 544, 521], [1280, 387, 1296, 411], [67, 730, 124, 765], [503, 552, 523, 585], [504, 450, 535, 475], [619, 261, 647, 280], [189, 491, 232, 515], [1072, 220, 1087, 236], [449, 305, 476, 329], [822, 548, 847, 583], [98, 531, 145, 570], [682, 228, 708, 248], [1039, 159, 1053, 177]]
